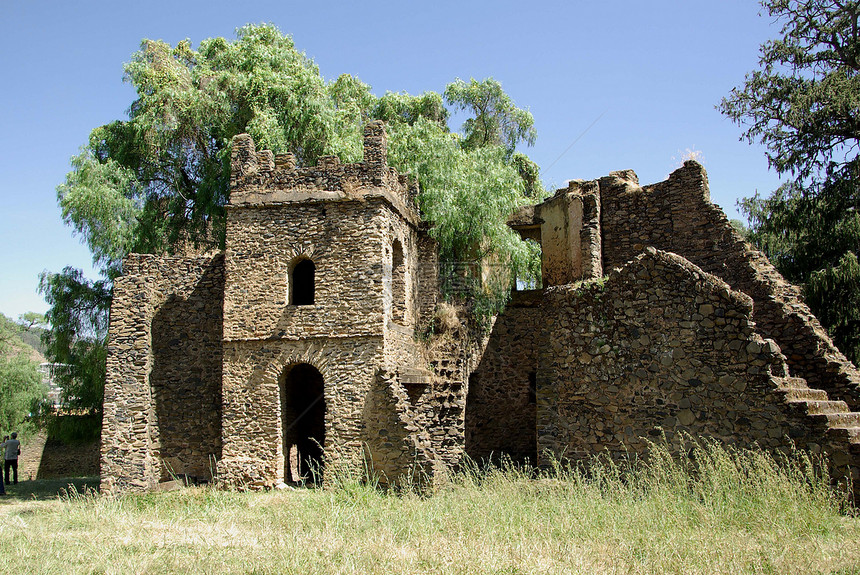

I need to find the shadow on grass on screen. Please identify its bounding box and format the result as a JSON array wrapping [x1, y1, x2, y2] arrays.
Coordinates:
[[0, 477, 99, 502]]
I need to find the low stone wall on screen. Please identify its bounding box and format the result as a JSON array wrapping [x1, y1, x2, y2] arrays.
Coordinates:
[[18, 432, 100, 480]]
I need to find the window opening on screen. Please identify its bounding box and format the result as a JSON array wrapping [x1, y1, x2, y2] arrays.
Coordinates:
[[391, 240, 406, 323], [291, 259, 315, 305]]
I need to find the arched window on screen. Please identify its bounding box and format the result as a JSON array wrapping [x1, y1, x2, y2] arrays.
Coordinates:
[[290, 258, 315, 305]]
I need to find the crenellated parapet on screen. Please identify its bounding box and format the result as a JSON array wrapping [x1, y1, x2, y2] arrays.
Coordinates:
[[228, 121, 420, 224]]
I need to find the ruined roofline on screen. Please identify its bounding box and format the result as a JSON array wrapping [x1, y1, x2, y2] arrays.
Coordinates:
[[228, 121, 421, 225], [549, 246, 754, 312], [507, 161, 709, 231]]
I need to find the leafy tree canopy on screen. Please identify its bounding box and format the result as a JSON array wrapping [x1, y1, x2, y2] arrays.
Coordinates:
[[721, 0, 860, 364], [60, 24, 540, 274], [444, 78, 537, 158], [38, 268, 110, 416]]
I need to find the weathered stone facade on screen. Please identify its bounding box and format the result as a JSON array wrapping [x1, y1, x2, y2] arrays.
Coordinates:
[[101, 123, 860, 496]]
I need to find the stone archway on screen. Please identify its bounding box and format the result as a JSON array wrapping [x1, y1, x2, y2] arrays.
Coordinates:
[[280, 363, 325, 484]]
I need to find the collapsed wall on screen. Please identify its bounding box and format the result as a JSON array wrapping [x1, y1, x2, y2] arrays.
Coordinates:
[[538, 248, 860, 489], [101, 254, 224, 494], [600, 162, 860, 410]]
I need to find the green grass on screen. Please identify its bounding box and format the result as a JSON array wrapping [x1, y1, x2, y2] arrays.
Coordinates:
[[0, 443, 858, 574]]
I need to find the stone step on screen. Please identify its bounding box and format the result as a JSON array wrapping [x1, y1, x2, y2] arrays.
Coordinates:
[[827, 426, 860, 443], [824, 412, 860, 427], [809, 412, 860, 428], [775, 376, 810, 388], [781, 387, 829, 402], [787, 399, 851, 415]]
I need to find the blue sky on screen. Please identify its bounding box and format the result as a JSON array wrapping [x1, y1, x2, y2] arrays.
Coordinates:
[[0, 0, 783, 319]]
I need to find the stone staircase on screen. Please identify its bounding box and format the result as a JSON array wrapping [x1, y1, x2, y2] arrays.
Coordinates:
[[776, 376, 860, 496]]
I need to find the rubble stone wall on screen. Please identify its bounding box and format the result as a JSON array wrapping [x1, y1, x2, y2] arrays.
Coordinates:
[[363, 369, 437, 486], [466, 290, 543, 464], [101, 275, 161, 494], [599, 162, 860, 410], [539, 180, 603, 286], [537, 249, 857, 480], [18, 431, 100, 480], [383, 208, 423, 368], [218, 125, 438, 489], [416, 230, 440, 331], [100, 254, 224, 493], [229, 122, 419, 225], [218, 337, 383, 489], [223, 200, 389, 341]]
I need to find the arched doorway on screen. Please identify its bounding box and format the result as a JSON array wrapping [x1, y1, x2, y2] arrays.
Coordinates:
[[280, 363, 326, 484]]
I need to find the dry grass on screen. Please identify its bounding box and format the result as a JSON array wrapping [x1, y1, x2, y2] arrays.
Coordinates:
[[0, 443, 858, 574]]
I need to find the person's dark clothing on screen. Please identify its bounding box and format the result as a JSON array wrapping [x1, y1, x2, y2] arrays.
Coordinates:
[[3, 438, 20, 485], [3, 460, 17, 485]]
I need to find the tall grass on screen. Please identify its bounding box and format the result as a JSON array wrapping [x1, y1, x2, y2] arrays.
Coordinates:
[[0, 442, 857, 574]]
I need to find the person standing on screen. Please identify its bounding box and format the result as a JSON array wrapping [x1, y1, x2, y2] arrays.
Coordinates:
[[3, 432, 20, 485]]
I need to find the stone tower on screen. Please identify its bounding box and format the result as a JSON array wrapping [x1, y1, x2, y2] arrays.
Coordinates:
[[216, 121, 435, 488]]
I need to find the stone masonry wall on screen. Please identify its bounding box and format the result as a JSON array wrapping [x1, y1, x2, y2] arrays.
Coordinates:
[[101, 254, 224, 493], [222, 200, 390, 342], [418, 314, 493, 473], [363, 368, 438, 487], [416, 229, 440, 331], [382, 207, 423, 370], [230, 122, 420, 227], [539, 180, 603, 286], [537, 248, 859, 489], [147, 255, 224, 482], [18, 431, 100, 480], [101, 276, 162, 494], [466, 290, 543, 464], [599, 162, 860, 411]]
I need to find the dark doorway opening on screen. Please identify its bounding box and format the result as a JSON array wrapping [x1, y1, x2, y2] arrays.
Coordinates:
[[280, 363, 326, 484], [291, 259, 315, 305]]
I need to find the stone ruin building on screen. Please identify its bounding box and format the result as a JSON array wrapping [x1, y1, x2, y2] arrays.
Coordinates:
[[100, 121, 860, 495]]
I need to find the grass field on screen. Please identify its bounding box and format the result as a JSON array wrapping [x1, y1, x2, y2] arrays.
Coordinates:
[[0, 443, 858, 574]]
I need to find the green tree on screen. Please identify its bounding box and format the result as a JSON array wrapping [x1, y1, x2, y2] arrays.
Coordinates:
[[720, 0, 860, 364], [0, 315, 45, 436], [60, 25, 335, 271], [444, 78, 537, 157], [38, 268, 110, 419]]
